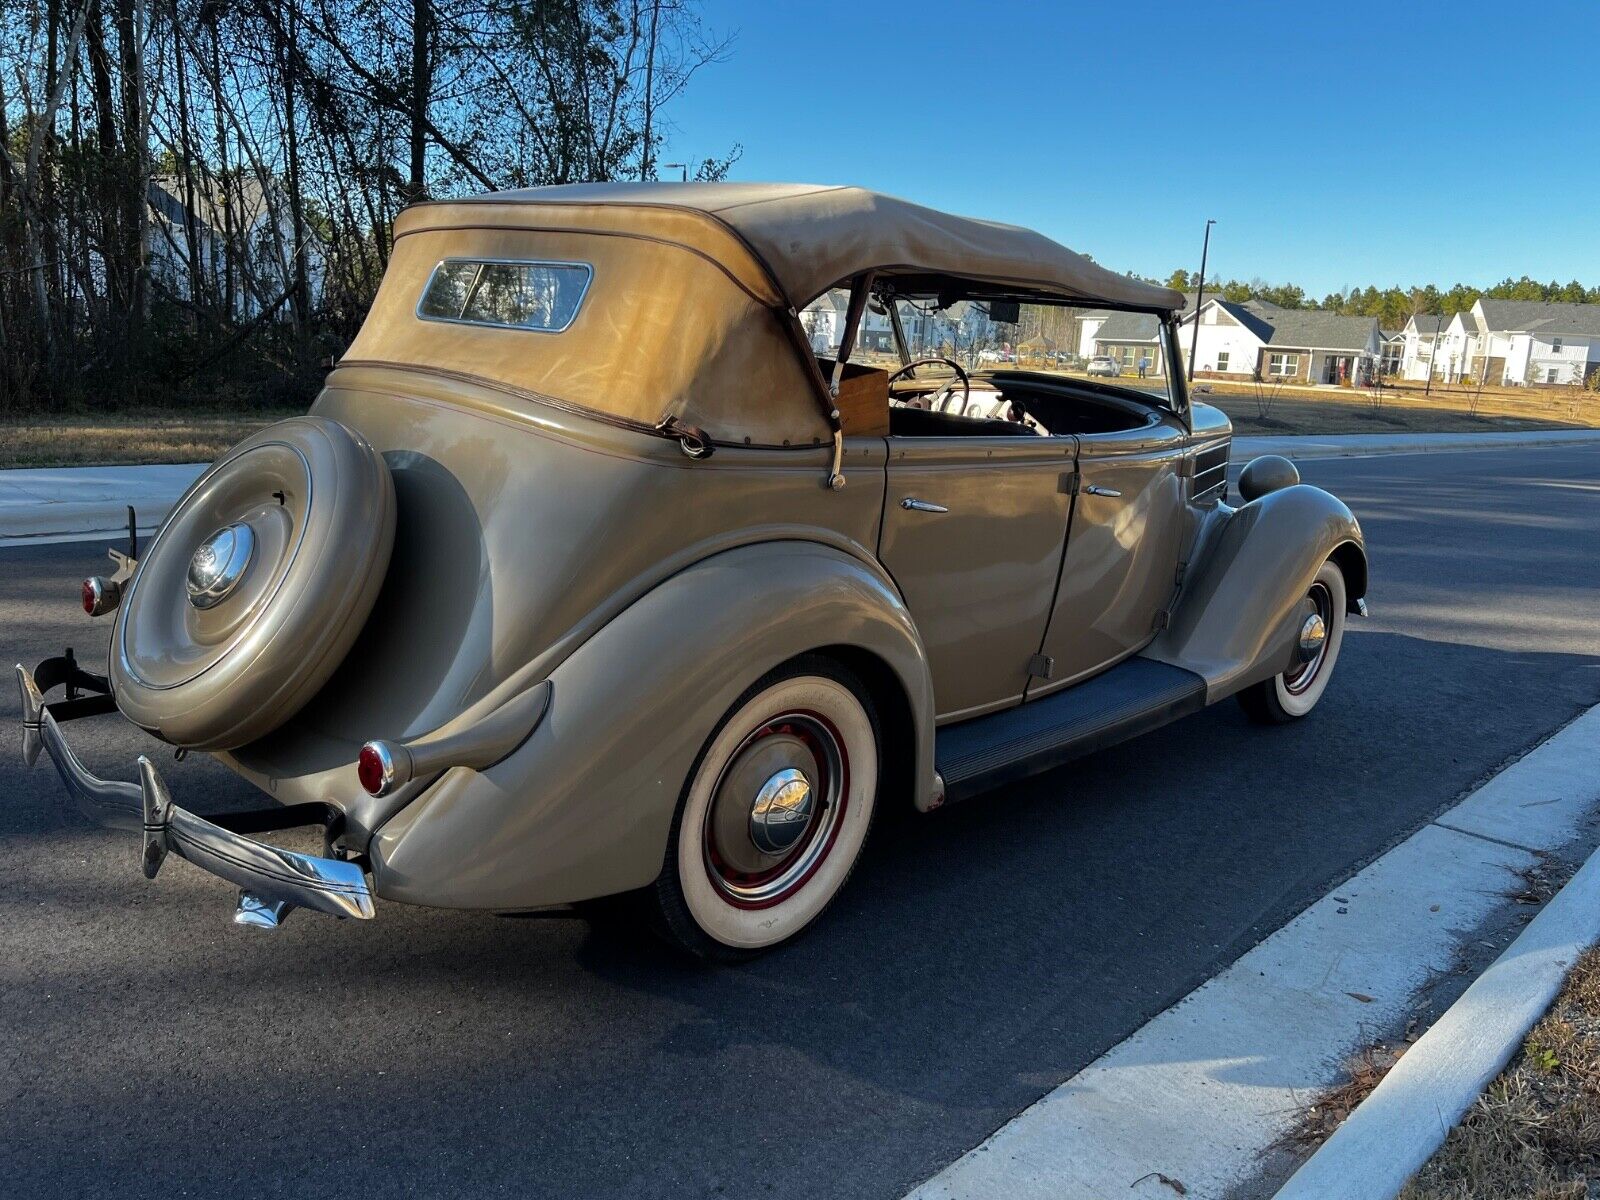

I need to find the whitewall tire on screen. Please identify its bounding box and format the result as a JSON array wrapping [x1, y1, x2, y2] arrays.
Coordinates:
[[1238, 560, 1347, 724], [649, 656, 880, 960]]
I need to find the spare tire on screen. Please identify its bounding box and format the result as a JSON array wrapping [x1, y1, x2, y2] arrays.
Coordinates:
[[110, 415, 395, 750]]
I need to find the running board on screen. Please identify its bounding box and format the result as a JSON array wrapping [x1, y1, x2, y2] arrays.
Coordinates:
[[935, 657, 1207, 804]]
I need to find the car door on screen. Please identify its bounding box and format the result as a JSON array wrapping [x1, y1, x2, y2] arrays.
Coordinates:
[[878, 432, 1076, 721], [1033, 413, 1189, 690]]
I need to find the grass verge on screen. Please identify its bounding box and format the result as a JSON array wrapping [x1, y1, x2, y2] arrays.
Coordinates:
[[0, 409, 301, 469], [1398, 947, 1600, 1199]]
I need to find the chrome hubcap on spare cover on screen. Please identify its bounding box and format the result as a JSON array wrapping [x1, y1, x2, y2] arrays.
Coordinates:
[[704, 713, 846, 907], [185, 523, 256, 609]]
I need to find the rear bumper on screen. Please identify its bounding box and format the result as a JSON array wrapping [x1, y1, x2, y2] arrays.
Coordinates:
[[18, 660, 375, 926]]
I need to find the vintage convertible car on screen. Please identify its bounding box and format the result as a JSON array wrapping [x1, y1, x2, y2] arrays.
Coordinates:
[[18, 183, 1366, 958]]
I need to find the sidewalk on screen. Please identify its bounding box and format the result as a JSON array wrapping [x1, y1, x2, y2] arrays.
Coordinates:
[[4, 428, 1600, 546], [904, 704, 1600, 1200], [0, 462, 205, 546]]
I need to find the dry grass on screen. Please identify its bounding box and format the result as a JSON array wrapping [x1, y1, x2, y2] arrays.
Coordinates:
[[1202, 384, 1600, 438], [1280, 1042, 1411, 1150], [1400, 948, 1600, 1199], [0, 410, 301, 469]]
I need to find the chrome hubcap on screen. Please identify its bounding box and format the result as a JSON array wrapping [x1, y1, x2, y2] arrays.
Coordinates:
[[1297, 613, 1328, 659], [185, 523, 255, 609], [1285, 584, 1333, 694], [704, 712, 846, 907], [749, 767, 815, 854]]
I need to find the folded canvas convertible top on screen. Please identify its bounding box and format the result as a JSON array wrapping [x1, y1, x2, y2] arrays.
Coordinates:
[[401, 182, 1184, 312], [343, 183, 1179, 449]]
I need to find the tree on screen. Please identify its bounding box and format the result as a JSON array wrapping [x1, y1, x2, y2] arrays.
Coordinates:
[[0, 0, 735, 411], [1165, 268, 1189, 290]]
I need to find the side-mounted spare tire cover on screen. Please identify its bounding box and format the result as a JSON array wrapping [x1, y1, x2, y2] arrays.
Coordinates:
[[110, 415, 396, 750]]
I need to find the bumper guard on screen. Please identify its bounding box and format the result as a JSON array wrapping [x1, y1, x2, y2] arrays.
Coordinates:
[[18, 657, 375, 928]]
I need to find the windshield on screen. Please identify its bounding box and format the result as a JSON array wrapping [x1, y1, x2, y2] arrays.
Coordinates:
[[799, 287, 1180, 411]]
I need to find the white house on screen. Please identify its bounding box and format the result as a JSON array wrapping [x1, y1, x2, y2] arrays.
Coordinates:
[[1399, 311, 1473, 383], [1469, 299, 1600, 386], [1181, 299, 1381, 384], [1074, 309, 1115, 358], [146, 174, 325, 319]]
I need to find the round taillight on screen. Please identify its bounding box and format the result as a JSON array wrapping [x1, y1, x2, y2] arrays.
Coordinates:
[[81, 576, 119, 617], [357, 742, 391, 796]]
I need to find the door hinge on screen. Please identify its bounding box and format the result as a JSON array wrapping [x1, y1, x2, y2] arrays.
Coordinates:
[[1058, 470, 1078, 496], [1152, 609, 1171, 632], [1027, 653, 1055, 680], [1178, 455, 1196, 480], [1174, 560, 1188, 588]]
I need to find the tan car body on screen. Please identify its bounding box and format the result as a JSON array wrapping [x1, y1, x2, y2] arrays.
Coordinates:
[[21, 183, 1365, 929]]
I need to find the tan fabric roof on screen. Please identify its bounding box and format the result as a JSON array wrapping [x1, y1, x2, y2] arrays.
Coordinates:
[[401, 182, 1183, 312]]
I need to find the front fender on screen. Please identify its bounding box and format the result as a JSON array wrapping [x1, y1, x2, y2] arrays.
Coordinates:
[[368, 541, 934, 910], [1147, 484, 1365, 700]]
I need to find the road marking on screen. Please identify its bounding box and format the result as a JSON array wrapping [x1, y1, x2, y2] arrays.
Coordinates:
[[904, 703, 1600, 1200]]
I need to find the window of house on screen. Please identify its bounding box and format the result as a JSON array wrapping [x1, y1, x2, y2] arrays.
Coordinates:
[[1268, 352, 1299, 376], [1216, 350, 1230, 372], [1547, 367, 1561, 384], [1552, 338, 1563, 353]]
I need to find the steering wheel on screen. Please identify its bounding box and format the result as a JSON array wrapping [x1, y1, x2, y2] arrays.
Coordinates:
[[889, 357, 971, 415]]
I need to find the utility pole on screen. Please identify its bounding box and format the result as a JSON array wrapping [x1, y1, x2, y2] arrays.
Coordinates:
[[1187, 218, 1215, 382]]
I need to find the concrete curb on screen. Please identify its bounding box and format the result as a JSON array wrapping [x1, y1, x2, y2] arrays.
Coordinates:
[[1274, 835, 1600, 1199]]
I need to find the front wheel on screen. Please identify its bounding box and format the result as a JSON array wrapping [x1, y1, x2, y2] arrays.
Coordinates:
[[1237, 560, 1347, 724], [647, 656, 880, 961]]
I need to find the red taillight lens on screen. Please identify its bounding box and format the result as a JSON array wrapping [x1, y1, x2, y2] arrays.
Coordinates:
[[81, 579, 97, 614], [357, 744, 386, 795]]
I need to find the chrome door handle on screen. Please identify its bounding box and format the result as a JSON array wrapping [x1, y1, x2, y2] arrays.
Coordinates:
[[901, 497, 949, 513], [1083, 485, 1122, 497]]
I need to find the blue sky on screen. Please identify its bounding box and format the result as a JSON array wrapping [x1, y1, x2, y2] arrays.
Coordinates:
[[656, 1, 1600, 297]]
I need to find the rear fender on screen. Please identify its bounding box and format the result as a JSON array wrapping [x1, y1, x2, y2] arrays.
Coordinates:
[[368, 541, 934, 910], [1148, 484, 1365, 700]]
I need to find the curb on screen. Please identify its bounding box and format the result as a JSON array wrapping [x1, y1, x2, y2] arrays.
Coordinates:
[[1274, 835, 1600, 1199]]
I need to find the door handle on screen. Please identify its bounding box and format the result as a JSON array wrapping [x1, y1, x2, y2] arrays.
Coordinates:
[[1083, 485, 1122, 497], [901, 497, 949, 513]]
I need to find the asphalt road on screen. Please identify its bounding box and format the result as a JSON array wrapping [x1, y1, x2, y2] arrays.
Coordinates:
[[3, 445, 1598, 1199]]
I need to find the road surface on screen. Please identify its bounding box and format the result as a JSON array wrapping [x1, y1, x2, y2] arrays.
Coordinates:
[[3, 444, 1597, 1199]]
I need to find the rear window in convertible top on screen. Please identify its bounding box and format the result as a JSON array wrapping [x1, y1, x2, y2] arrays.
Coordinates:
[[417, 259, 592, 332]]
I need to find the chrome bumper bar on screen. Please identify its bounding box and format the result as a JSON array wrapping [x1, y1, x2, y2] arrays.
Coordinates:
[[18, 661, 375, 927]]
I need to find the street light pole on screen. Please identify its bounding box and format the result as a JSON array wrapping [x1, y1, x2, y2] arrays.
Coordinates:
[[1425, 314, 1443, 396], [1187, 218, 1215, 383], [662, 162, 689, 182]]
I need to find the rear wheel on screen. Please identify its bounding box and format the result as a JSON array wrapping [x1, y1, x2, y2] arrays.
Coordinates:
[[648, 656, 880, 961], [1237, 560, 1347, 724]]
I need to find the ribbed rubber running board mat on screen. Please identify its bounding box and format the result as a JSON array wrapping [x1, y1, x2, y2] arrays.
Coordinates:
[[935, 657, 1207, 803]]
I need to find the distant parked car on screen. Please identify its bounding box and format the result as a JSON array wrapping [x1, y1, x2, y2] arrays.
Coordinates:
[[1086, 355, 1121, 377]]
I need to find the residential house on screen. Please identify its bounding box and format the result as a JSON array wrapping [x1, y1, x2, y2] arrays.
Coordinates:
[[1399, 311, 1473, 383], [1073, 309, 1115, 358], [1468, 299, 1600, 386], [1379, 330, 1404, 376], [146, 174, 325, 319], [1092, 312, 1168, 375], [1181, 300, 1381, 384]]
